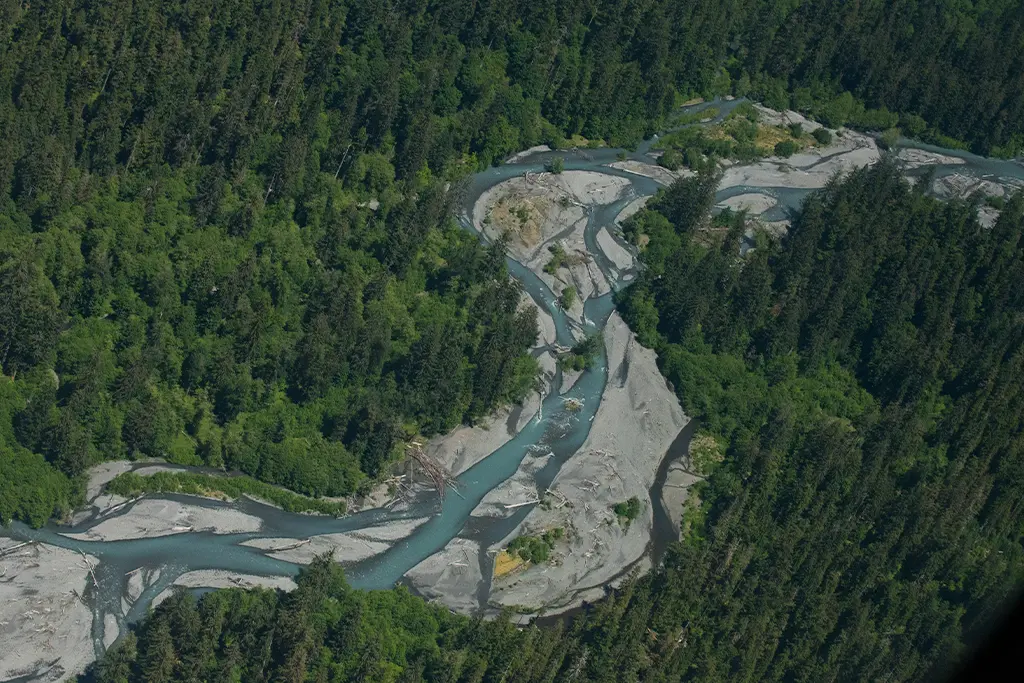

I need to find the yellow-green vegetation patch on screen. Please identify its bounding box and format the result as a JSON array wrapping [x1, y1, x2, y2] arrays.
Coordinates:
[[493, 549, 528, 578], [657, 112, 814, 169], [488, 195, 553, 246], [688, 431, 726, 475]]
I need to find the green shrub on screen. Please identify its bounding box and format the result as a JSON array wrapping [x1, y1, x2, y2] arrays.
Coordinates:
[[612, 496, 642, 524], [107, 472, 348, 516], [559, 286, 577, 310], [659, 148, 683, 170], [508, 528, 564, 563], [812, 128, 833, 145], [879, 127, 901, 150], [544, 244, 567, 274], [774, 140, 798, 158], [546, 156, 564, 174], [559, 334, 601, 371]]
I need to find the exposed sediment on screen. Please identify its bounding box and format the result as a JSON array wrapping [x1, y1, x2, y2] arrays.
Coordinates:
[[406, 538, 484, 614], [596, 226, 635, 271], [660, 462, 703, 536], [607, 160, 692, 186], [719, 129, 880, 191], [244, 517, 428, 564], [716, 192, 778, 215], [0, 541, 97, 683], [152, 571, 299, 609], [63, 499, 263, 542], [486, 312, 689, 614], [472, 452, 551, 519]]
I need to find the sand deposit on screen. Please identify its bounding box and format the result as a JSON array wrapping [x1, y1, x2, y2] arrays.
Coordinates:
[[659, 462, 703, 536], [471, 452, 551, 518], [85, 461, 137, 501], [245, 518, 427, 564], [720, 128, 879, 193], [597, 226, 635, 271], [608, 160, 691, 186], [173, 569, 297, 592], [130, 464, 187, 478], [152, 571, 299, 609], [244, 533, 389, 564], [931, 172, 1022, 200], [487, 312, 689, 613], [716, 192, 778, 215], [978, 205, 1001, 228], [406, 537, 484, 614], [615, 196, 651, 225], [560, 368, 583, 394], [506, 145, 552, 163], [897, 148, 966, 169], [63, 499, 262, 542], [0, 541, 97, 682], [476, 171, 630, 320], [427, 406, 527, 476], [752, 105, 823, 132], [514, 389, 545, 433], [103, 613, 119, 649]]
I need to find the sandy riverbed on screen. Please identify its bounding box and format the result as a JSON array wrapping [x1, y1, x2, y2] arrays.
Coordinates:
[[716, 192, 778, 215], [660, 462, 703, 536], [243, 517, 428, 564], [615, 196, 651, 225], [408, 311, 692, 616], [63, 498, 263, 542], [152, 571, 299, 609], [897, 147, 966, 169], [0, 541, 97, 682], [607, 160, 692, 186], [596, 226, 635, 271], [486, 312, 689, 614], [406, 538, 484, 614], [720, 129, 880, 191]]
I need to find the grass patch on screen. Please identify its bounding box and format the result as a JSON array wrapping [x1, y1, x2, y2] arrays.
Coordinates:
[[106, 471, 348, 516], [493, 549, 528, 578]]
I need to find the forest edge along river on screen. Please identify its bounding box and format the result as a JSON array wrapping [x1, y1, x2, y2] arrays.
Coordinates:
[[3, 98, 1024, 682]]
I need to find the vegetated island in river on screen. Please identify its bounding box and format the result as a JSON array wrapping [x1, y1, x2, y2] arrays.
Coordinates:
[[4, 100, 1024, 682]]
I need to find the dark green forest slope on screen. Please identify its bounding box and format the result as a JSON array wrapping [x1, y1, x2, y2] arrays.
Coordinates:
[[92, 165, 1024, 683], [614, 165, 1024, 680], [3, 0, 1024, 524]]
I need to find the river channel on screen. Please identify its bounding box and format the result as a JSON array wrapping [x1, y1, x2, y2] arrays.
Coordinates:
[[3, 98, 1024, 669]]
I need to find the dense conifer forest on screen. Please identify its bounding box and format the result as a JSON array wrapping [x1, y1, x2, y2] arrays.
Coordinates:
[[1, 0, 1024, 680]]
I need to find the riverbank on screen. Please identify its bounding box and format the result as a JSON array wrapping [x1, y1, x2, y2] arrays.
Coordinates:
[[0, 542, 97, 682]]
